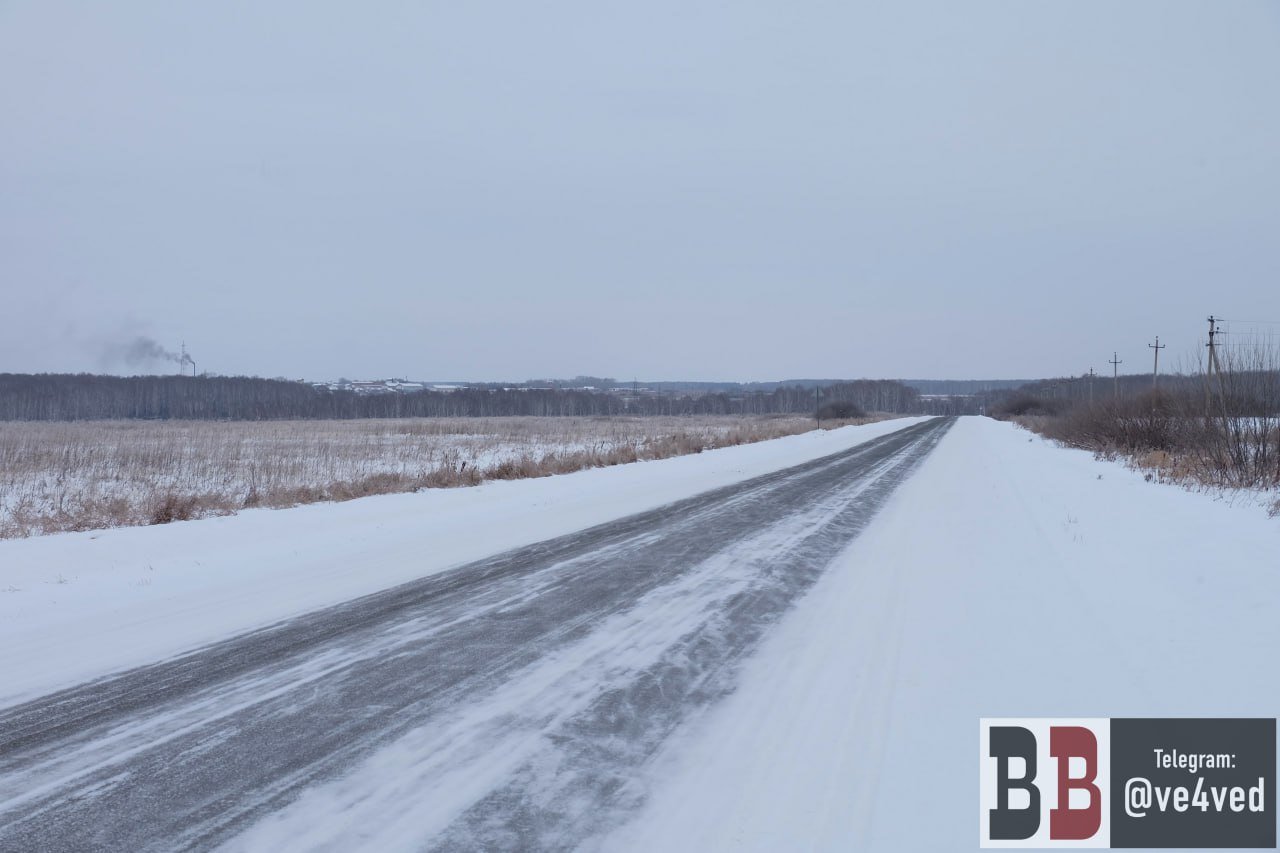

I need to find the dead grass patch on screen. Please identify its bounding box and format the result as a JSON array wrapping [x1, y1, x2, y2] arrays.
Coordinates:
[[0, 415, 901, 538]]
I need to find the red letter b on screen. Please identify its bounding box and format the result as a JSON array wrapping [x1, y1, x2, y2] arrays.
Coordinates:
[[1050, 725, 1100, 840]]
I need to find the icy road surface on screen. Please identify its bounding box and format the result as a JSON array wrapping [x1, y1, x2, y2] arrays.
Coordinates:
[[0, 417, 953, 851]]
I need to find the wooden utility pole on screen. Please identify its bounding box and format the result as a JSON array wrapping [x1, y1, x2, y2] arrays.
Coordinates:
[[814, 386, 822, 428], [1148, 336, 1165, 389], [1108, 352, 1123, 399], [1088, 367, 1095, 404]]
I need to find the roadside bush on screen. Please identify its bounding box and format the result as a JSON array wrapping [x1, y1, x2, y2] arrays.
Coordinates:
[[1041, 390, 1192, 453], [1018, 384, 1279, 490], [817, 401, 866, 420], [990, 394, 1070, 419], [149, 493, 203, 525]]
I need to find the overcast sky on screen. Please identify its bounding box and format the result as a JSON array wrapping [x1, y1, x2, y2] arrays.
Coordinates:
[[2, 1, 1278, 381]]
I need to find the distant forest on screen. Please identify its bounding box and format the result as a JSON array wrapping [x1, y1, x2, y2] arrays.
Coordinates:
[[0, 374, 954, 421]]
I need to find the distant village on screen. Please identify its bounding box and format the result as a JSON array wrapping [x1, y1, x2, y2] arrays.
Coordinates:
[[311, 379, 465, 395], [309, 378, 641, 396]]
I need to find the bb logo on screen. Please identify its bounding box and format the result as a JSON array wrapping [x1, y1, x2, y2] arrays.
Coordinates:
[[982, 717, 1275, 849], [980, 718, 1111, 848]]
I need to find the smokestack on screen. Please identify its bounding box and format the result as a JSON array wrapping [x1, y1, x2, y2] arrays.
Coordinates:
[[179, 342, 197, 376]]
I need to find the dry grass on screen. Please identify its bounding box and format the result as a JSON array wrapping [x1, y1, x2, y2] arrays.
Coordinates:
[[0, 415, 889, 538], [1012, 406, 1280, 505], [1004, 342, 1280, 500]]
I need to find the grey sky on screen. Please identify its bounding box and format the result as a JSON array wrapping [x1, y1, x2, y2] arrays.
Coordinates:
[[2, 1, 1278, 381]]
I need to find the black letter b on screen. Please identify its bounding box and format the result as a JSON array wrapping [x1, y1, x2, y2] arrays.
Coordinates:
[[989, 725, 1040, 840]]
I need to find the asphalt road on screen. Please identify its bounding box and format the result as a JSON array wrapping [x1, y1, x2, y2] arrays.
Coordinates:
[[0, 417, 953, 852]]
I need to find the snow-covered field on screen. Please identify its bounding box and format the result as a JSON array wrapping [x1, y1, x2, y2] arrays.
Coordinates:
[[1, 415, 1276, 850], [0, 417, 927, 707], [0, 415, 822, 538]]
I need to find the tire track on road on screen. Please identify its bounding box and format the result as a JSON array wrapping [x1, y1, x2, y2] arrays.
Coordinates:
[[0, 418, 954, 852]]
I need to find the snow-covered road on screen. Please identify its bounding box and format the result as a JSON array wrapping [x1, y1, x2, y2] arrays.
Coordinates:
[[0, 418, 953, 851], [4, 415, 1277, 852], [603, 417, 1280, 852]]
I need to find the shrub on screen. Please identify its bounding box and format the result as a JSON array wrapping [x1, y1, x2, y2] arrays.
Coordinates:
[[149, 493, 202, 525], [990, 394, 1070, 419], [1040, 390, 1191, 453], [817, 401, 866, 420]]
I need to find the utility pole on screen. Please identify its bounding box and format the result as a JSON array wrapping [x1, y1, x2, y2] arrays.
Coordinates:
[[1148, 336, 1165, 389], [1088, 367, 1095, 404], [1204, 315, 1223, 412], [814, 386, 822, 428], [1108, 352, 1123, 399]]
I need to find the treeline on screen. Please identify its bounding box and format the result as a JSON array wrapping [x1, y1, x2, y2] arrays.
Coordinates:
[[0, 374, 925, 421], [999, 372, 1203, 409], [990, 371, 1280, 418], [903, 378, 1033, 396]]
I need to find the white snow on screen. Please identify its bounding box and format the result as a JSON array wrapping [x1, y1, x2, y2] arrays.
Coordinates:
[[5, 415, 1277, 851], [216, 440, 925, 853], [598, 416, 1279, 851], [0, 417, 929, 708]]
